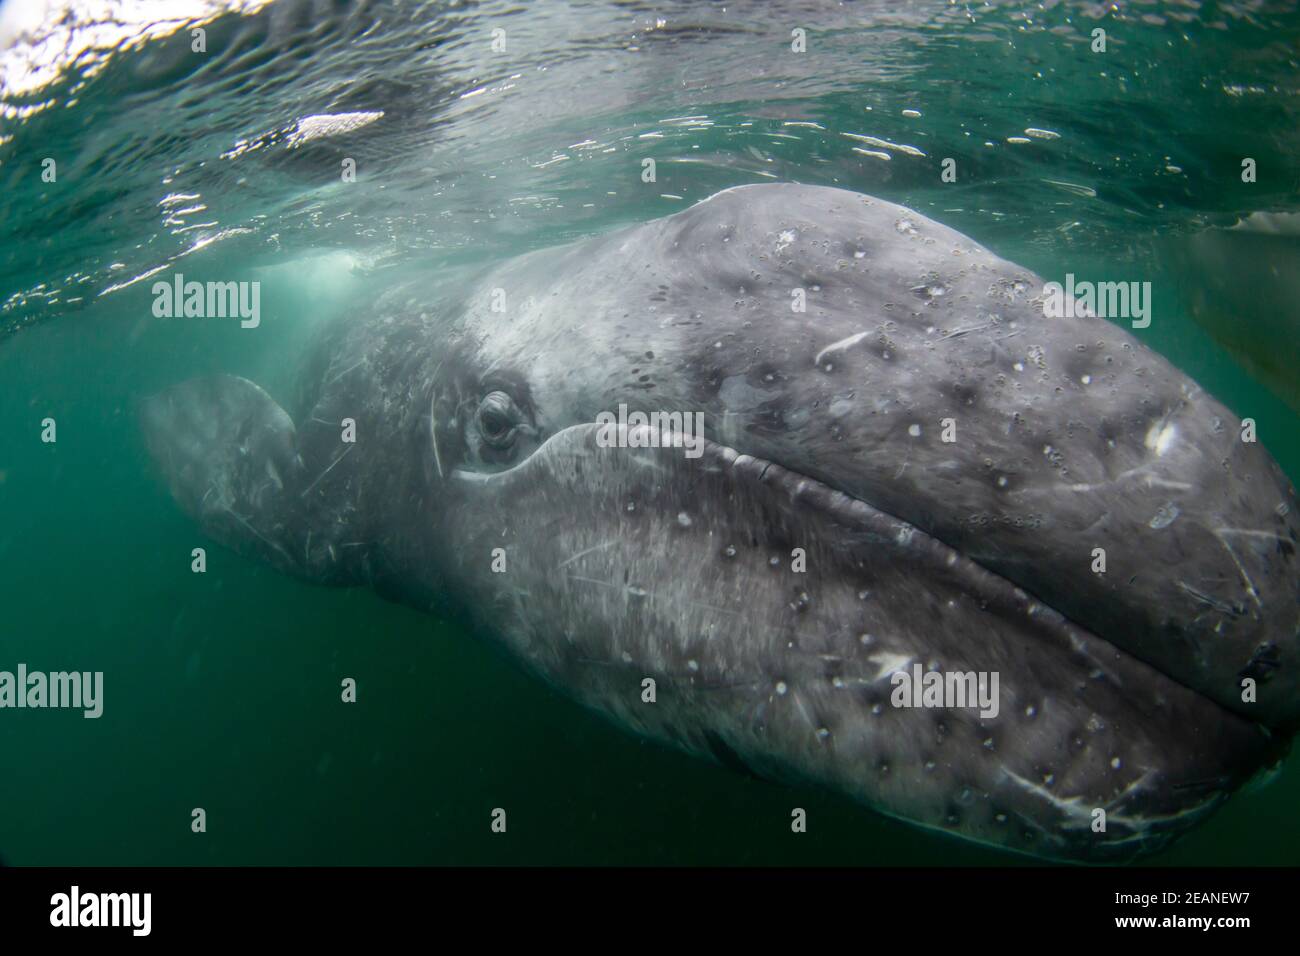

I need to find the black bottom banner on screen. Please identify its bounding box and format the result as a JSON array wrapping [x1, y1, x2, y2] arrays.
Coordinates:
[[1, 865, 1294, 942]]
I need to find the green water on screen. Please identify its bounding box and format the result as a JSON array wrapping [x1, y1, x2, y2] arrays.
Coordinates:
[[1, 0, 1298, 865]]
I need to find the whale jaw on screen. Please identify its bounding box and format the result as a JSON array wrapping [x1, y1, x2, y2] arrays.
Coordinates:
[[437, 423, 1283, 862]]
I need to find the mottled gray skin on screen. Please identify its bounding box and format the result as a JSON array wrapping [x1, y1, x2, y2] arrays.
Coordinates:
[[142, 183, 1297, 861]]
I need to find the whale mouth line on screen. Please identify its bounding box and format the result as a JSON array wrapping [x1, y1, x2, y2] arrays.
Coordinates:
[[452, 421, 1258, 725]]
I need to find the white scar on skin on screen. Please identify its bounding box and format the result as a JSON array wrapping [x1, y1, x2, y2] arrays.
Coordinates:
[[1100, 800, 1223, 844], [564, 574, 740, 618], [1065, 465, 1192, 493], [1144, 419, 1178, 457], [867, 651, 912, 681], [1215, 526, 1291, 544], [940, 323, 992, 340], [788, 688, 817, 731], [1213, 530, 1264, 608], [428, 361, 446, 479], [1002, 770, 1097, 827], [557, 540, 619, 568], [326, 357, 366, 385], [1003, 767, 1214, 846], [299, 443, 354, 497], [429, 412, 445, 479], [813, 332, 870, 367]]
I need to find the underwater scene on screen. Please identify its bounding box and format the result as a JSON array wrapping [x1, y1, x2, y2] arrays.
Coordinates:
[[1, 0, 1298, 869]]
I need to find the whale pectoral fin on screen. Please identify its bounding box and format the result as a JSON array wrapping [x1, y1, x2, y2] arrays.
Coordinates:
[[140, 374, 312, 578]]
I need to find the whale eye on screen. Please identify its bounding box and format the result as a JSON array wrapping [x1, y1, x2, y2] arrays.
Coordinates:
[[477, 390, 519, 448]]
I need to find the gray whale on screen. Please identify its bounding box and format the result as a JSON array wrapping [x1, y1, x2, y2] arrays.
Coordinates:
[[142, 183, 1298, 860]]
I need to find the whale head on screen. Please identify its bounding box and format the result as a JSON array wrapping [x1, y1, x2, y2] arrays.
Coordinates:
[[143, 183, 1298, 861]]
